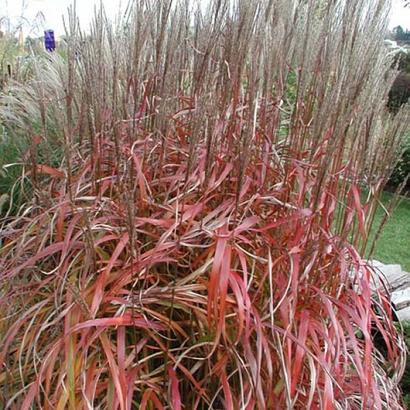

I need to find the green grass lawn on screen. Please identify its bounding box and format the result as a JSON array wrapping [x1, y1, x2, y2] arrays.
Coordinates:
[[368, 192, 410, 407], [367, 191, 410, 272]]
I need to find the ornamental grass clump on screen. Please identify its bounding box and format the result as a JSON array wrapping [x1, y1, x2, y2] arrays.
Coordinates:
[[1, 0, 409, 408]]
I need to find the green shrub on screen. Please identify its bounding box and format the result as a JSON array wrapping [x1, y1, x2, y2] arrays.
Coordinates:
[[389, 134, 410, 192]]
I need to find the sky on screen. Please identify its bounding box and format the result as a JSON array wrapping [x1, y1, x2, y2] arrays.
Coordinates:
[[1, 0, 410, 37], [1, 0, 126, 36]]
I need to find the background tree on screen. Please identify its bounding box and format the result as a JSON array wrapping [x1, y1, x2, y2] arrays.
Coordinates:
[[392, 25, 410, 42]]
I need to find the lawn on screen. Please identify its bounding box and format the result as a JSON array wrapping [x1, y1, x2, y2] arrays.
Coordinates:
[[368, 192, 410, 407], [368, 191, 410, 272]]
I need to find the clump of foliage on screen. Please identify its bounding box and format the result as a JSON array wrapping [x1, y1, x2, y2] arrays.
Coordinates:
[[0, 9, 45, 89], [387, 50, 410, 191], [401, 322, 410, 407], [387, 135, 410, 193], [388, 47, 410, 112], [0, 1, 409, 409], [0, 30, 19, 89], [388, 72, 410, 113]]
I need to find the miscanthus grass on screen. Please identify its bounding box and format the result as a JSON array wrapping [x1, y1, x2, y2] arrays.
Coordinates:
[[0, 0, 409, 408]]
